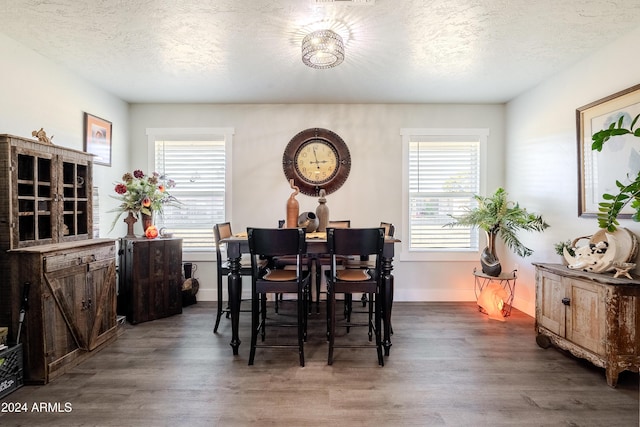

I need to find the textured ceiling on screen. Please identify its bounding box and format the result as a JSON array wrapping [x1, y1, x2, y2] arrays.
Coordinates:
[[1, 0, 639, 104]]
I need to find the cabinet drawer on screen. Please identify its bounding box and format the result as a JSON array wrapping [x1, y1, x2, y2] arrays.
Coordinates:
[[44, 245, 115, 272]]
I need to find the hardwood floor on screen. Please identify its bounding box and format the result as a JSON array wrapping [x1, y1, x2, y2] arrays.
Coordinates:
[[0, 301, 638, 426]]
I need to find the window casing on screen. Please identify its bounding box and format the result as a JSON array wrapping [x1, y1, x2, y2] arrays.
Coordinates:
[[400, 128, 488, 261], [147, 128, 234, 253]]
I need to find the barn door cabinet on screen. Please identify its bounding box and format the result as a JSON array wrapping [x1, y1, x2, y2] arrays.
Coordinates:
[[534, 263, 640, 387], [0, 134, 93, 337], [118, 238, 183, 324], [8, 239, 117, 384]]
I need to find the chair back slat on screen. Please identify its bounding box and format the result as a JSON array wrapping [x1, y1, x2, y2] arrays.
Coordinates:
[[327, 227, 384, 257], [213, 222, 233, 264], [247, 228, 306, 257]]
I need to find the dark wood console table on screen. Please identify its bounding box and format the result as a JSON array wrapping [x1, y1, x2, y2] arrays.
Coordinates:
[[118, 237, 183, 324]]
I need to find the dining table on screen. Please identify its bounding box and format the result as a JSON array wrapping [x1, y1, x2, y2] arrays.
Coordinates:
[[220, 231, 400, 357]]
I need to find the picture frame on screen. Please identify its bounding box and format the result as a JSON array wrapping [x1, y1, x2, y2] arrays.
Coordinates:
[[576, 83, 640, 217], [83, 113, 112, 166]]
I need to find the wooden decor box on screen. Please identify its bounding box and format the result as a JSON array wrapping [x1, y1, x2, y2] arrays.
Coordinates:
[[118, 238, 183, 324]]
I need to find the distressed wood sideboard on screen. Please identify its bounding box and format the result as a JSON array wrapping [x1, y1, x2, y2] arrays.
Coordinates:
[[534, 263, 640, 387]]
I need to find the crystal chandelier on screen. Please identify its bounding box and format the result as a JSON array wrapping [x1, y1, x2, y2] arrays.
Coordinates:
[[301, 29, 344, 69]]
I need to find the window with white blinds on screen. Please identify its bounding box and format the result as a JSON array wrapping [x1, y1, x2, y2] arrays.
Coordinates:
[[401, 128, 488, 260], [147, 128, 233, 252]]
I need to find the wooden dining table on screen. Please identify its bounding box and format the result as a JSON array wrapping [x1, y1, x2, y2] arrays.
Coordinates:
[[220, 232, 400, 357]]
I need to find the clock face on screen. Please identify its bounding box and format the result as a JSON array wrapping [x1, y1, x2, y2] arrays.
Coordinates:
[[294, 140, 339, 184], [283, 128, 351, 196]]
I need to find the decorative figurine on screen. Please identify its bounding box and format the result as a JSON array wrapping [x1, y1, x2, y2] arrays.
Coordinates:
[[32, 128, 53, 144], [316, 189, 329, 232], [286, 179, 300, 228]]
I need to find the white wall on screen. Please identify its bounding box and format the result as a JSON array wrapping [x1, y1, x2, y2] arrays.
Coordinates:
[[505, 26, 640, 315], [0, 33, 131, 234], [129, 103, 506, 302]]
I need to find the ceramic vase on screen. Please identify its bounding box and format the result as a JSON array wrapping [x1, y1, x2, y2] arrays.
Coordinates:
[[298, 212, 319, 232], [316, 189, 329, 232], [141, 211, 153, 234], [480, 231, 502, 276]]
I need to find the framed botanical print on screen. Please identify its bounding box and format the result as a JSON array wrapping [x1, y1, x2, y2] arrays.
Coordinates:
[[577, 84, 640, 217]]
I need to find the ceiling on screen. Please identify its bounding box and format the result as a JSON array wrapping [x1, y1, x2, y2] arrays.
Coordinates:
[[1, 0, 640, 104]]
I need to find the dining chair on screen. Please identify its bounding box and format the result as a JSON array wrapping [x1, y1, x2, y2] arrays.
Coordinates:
[[312, 220, 351, 313], [247, 227, 309, 366], [325, 227, 385, 366], [274, 219, 312, 313], [345, 222, 395, 312], [213, 222, 253, 333]]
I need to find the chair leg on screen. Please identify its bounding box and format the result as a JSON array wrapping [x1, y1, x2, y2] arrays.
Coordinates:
[[328, 283, 335, 365], [213, 274, 224, 333], [248, 292, 259, 366], [298, 287, 305, 367], [260, 294, 267, 341], [361, 293, 368, 307], [315, 259, 322, 314], [368, 292, 374, 341]]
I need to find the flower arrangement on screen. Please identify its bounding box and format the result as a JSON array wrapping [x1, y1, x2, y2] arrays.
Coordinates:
[[110, 169, 179, 230]]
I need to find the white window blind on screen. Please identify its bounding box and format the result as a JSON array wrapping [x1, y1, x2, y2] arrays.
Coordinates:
[[409, 138, 479, 250], [150, 131, 230, 251], [401, 128, 488, 260]]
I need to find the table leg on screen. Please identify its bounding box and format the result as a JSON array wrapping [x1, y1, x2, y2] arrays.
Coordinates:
[[381, 255, 394, 356], [227, 255, 242, 355]]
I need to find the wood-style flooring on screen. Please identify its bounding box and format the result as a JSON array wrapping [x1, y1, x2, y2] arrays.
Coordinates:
[[0, 301, 638, 426]]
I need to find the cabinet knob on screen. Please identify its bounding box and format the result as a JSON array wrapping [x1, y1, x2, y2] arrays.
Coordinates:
[[561, 297, 571, 306]]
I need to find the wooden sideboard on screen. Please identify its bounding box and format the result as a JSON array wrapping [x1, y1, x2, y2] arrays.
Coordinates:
[[8, 239, 117, 384], [534, 263, 640, 387], [118, 238, 183, 324]]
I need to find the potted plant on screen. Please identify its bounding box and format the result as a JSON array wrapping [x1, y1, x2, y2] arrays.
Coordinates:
[[591, 113, 640, 232], [446, 187, 549, 276], [554, 240, 575, 265]]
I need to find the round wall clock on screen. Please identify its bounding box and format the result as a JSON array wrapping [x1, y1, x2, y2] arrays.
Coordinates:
[[282, 128, 351, 196]]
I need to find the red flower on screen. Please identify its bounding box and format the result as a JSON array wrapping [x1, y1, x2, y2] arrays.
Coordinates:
[[133, 169, 144, 179], [142, 196, 151, 207], [114, 183, 127, 194], [158, 184, 165, 192]]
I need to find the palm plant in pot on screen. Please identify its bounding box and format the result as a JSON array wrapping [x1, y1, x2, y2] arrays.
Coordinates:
[[446, 187, 549, 276]]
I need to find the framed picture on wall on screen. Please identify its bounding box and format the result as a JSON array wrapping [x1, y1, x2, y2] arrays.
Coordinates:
[[83, 112, 112, 166], [577, 83, 640, 217]]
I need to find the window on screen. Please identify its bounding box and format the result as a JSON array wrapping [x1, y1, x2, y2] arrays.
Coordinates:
[[400, 128, 488, 261], [147, 128, 234, 252]]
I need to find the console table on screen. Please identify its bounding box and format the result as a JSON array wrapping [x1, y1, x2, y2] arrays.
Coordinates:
[[118, 238, 183, 324], [534, 263, 640, 387]]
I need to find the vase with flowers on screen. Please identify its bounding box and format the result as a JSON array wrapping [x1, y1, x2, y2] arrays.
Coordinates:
[[110, 169, 179, 237]]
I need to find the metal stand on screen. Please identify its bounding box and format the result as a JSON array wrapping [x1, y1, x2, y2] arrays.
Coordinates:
[[473, 268, 516, 317]]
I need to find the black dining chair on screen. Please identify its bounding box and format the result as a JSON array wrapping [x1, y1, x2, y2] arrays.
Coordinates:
[[247, 227, 310, 366], [213, 222, 253, 333], [312, 220, 351, 313], [325, 227, 385, 366]]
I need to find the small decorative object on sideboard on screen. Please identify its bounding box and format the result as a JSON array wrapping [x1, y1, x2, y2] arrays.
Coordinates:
[[613, 262, 636, 279], [562, 228, 637, 274], [31, 127, 53, 144], [109, 169, 179, 236]]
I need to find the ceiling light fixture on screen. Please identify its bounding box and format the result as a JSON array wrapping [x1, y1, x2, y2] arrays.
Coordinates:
[[301, 29, 344, 69]]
